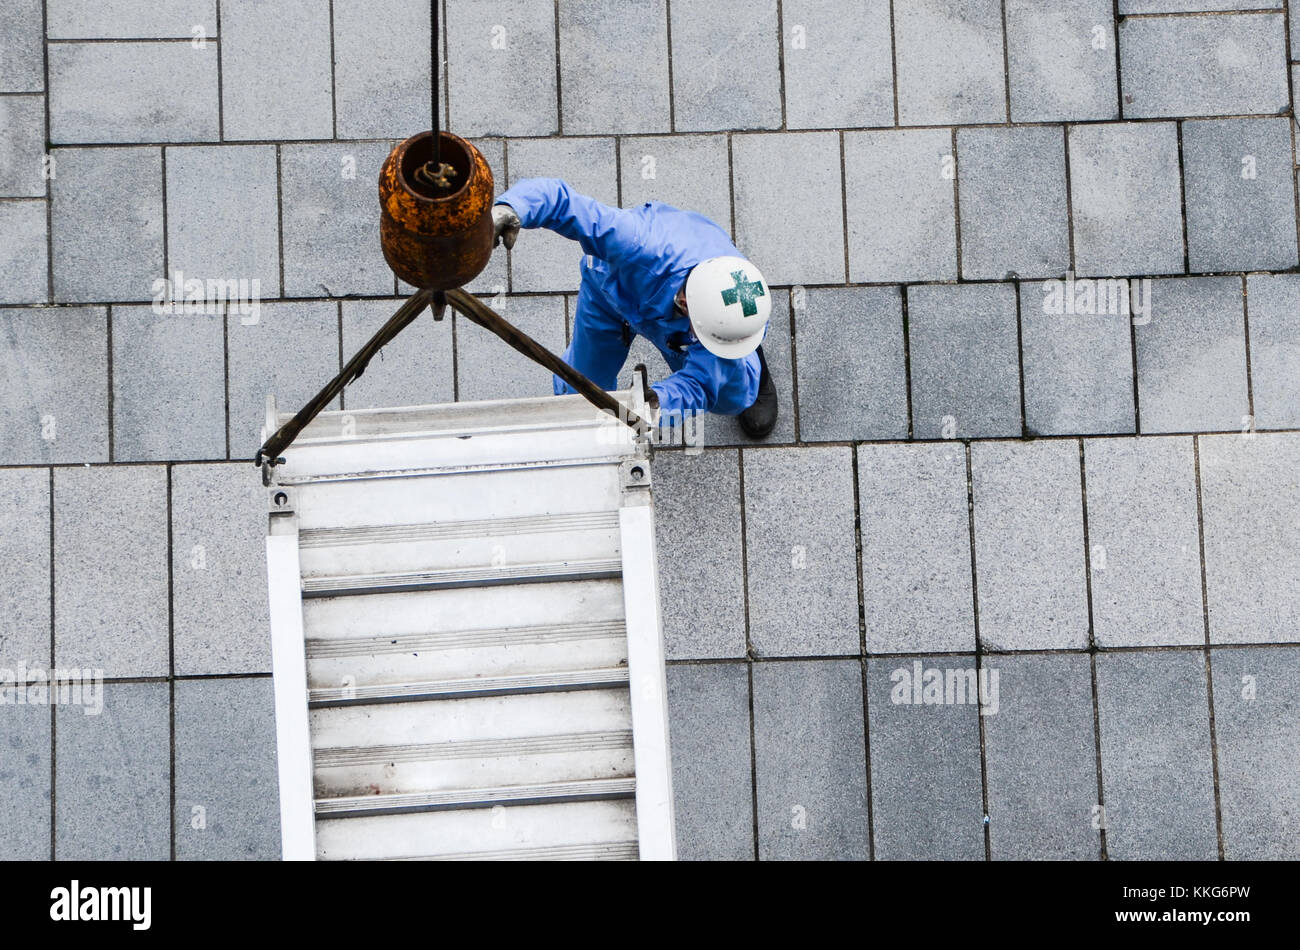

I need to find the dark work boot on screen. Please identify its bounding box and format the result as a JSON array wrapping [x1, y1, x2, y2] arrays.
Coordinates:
[[738, 346, 778, 439]]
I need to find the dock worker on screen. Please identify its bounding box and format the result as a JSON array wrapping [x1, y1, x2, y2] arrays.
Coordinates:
[[489, 178, 778, 438]]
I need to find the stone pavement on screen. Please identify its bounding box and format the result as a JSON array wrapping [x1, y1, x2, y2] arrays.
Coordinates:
[[2, 0, 1300, 860]]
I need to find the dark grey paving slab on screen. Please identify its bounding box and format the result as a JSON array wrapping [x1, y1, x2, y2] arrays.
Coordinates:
[[894, 0, 1006, 125], [456, 294, 566, 401], [794, 286, 907, 441], [111, 305, 226, 462], [957, 126, 1069, 280], [666, 662, 754, 860], [654, 450, 746, 660], [55, 681, 170, 860], [0, 0, 44, 91], [446, 0, 555, 137], [0, 200, 47, 303], [0, 468, 49, 671], [1095, 650, 1218, 860], [341, 299, 455, 410], [49, 42, 218, 143], [866, 655, 985, 860], [907, 283, 1021, 440], [1084, 437, 1204, 647], [0, 95, 46, 197], [972, 440, 1089, 651], [844, 129, 957, 283], [701, 291, 794, 447], [334, 0, 442, 140], [984, 653, 1100, 860], [743, 446, 859, 657], [557, 0, 670, 135], [51, 146, 164, 303], [220, 0, 333, 140], [0, 307, 108, 464], [732, 132, 843, 286], [782, 0, 893, 130], [669, 0, 781, 132], [1245, 274, 1300, 429], [1211, 646, 1300, 859], [619, 135, 731, 239], [1068, 123, 1184, 277], [0, 700, 50, 859], [1119, 13, 1289, 119], [1019, 280, 1136, 435], [47, 0, 217, 37], [754, 660, 869, 860], [858, 443, 975, 654], [174, 677, 280, 859], [1200, 432, 1300, 644], [53, 465, 168, 677], [1005, 0, 1118, 122], [171, 463, 271, 675], [1134, 277, 1248, 434]]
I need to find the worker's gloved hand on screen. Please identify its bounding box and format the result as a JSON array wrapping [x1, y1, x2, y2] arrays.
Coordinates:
[[492, 203, 521, 250]]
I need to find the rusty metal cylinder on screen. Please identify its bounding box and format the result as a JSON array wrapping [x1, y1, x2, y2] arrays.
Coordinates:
[[379, 130, 495, 290]]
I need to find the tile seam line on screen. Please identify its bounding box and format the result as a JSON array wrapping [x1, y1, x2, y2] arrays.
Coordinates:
[[964, 441, 991, 861], [1077, 439, 1108, 859], [736, 448, 759, 861], [849, 442, 876, 861], [1191, 435, 1227, 860]]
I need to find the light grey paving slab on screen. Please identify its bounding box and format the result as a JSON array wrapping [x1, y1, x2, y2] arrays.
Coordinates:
[[1084, 437, 1204, 647], [984, 653, 1100, 860], [867, 655, 985, 860], [0, 307, 108, 464], [47, 0, 217, 37], [794, 286, 907, 441], [782, 0, 893, 130], [447, 0, 556, 137], [1119, 14, 1289, 119], [0, 95, 46, 197], [906, 283, 1021, 440], [1211, 646, 1300, 859], [175, 677, 280, 859], [754, 660, 869, 860], [669, 0, 781, 132], [49, 41, 218, 143], [455, 294, 566, 401], [743, 446, 859, 657], [112, 305, 226, 462], [0, 468, 49, 671], [166, 144, 280, 296], [172, 463, 271, 675], [334, 0, 443, 140], [894, 0, 1006, 125], [1183, 118, 1298, 273], [1095, 651, 1218, 860], [1019, 280, 1136, 435], [53, 465, 168, 677], [55, 681, 170, 860], [1199, 432, 1300, 644], [858, 443, 975, 655], [957, 126, 1069, 281], [844, 129, 957, 284], [1134, 276, 1248, 433], [0, 700, 50, 859], [1005, 0, 1118, 122], [557, 0, 670, 135], [51, 146, 164, 303], [280, 142, 394, 298], [0, 200, 47, 303], [1245, 274, 1300, 429], [701, 291, 794, 447], [226, 300, 340, 459], [0, 0, 44, 91], [666, 662, 754, 860], [732, 132, 843, 286], [619, 134, 731, 239], [654, 450, 745, 660], [971, 440, 1089, 651], [1068, 123, 1184, 278], [505, 137, 617, 293], [341, 298, 455, 410]]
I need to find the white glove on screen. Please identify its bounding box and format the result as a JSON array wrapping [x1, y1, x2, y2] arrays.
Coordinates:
[[492, 203, 521, 249]]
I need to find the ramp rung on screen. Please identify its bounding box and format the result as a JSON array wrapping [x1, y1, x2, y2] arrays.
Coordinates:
[[309, 667, 631, 706], [301, 558, 622, 597], [305, 618, 626, 659], [315, 777, 637, 817], [401, 841, 640, 861], [313, 730, 634, 769], [300, 511, 619, 548]]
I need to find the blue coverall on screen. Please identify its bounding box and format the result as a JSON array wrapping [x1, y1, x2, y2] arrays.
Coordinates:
[[494, 178, 763, 416]]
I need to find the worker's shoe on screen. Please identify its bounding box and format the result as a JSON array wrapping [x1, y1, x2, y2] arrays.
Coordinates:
[[738, 347, 778, 439]]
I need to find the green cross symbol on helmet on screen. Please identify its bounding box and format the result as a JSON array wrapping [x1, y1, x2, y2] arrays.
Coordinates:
[[719, 270, 766, 317]]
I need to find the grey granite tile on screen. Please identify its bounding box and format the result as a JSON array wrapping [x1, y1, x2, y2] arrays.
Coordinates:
[[781, 0, 894, 130], [0, 0, 44, 91], [0, 468, 50, 671], [906, 283, 1021, 440], [1084, 436, 1204, 647], [858, 443, 975, 654], [334, 0, 444, 140], [0, 700, 50, 858], [866, 655, 985, 860], [0, 200, 47, 303], [1095, 650, 1218, 859], [844, 128, 957, 284], [666, 662, 754, 860], [0, 95, 47, 197], [972, 440, 1089, 651], [1006, 0, 1118, 122], [1245, 274, 1300, 429], [669, 0, 781, 132], [174, 677, 280, 859], [984, 653, 1101, 860], [557, 0, 670, 135], [455, 293, 566, 401], [619, 134, 731, 239], [754, 660, 869, 860], [47, 0, 217, 37], [742, 446, 859, 657], [341, 298, 455, 410], [701, 291, 794, 447], [446, 0, 556, 137], [894, 0, 1006, 125]]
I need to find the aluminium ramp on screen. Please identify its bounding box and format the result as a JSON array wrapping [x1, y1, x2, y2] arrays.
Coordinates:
[[262, 387, 675, 860]]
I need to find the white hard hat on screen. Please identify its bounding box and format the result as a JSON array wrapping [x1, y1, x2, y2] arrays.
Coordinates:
[[683, 256, 771, 359]]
